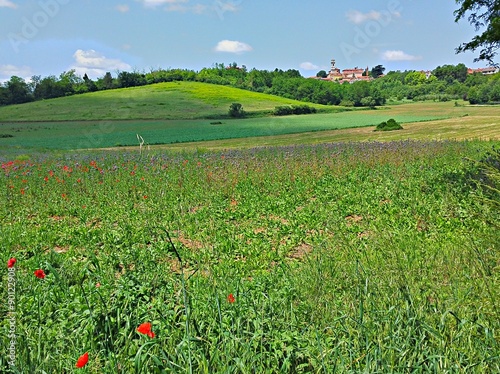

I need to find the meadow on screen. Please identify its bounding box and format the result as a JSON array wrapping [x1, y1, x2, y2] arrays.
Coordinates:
[[1, 100, 498, 151], [1, 140, 499, 372]]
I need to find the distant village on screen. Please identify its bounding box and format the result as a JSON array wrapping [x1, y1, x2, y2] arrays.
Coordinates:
[[311, 58, 499, 84]]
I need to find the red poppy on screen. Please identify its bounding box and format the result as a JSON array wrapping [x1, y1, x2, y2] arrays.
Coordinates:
[[227, 293, 235, 303], [75, 352, 89, 368], [137, 322, 155, 338], [34, 269, 46, 279], [7, 258, 16, 268]]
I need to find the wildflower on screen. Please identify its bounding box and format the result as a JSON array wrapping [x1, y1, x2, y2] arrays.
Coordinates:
[[7, 258, 16, 268], [34, 269, 46, 279], [44, 176, 49, 182], [143, 195, 148, 199], [95, 282, 101, 288], [75, 352, 89, 368], [20, 189, 25, 195], [137, 322, 155, 338], [227, 293, 235, 303]]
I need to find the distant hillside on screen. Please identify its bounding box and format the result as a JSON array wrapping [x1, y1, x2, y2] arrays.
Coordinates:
[[0, 81, 332, 122]]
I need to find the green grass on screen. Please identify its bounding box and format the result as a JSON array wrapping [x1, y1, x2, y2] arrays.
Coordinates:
[[0, 81, 333, 122], [1, 140, 499, 372], [2, 100, 494, 151]]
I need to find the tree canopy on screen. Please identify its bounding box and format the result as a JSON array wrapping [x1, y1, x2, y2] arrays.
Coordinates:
[[454, 0, 500, 65]]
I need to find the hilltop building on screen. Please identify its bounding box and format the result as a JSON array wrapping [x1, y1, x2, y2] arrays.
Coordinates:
[[467, 67, 499, 75], [313, 58, 372, 84]]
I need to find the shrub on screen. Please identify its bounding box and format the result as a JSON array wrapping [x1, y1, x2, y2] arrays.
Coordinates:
[[375, 118, 403, 131], [274, 106, 293, 116], [228, 103, 246, 118], [339, 99, 355, 107], [273, 105, 317, 116]]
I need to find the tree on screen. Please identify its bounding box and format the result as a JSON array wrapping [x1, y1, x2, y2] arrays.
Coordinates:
[[454, 0, 500, 65], [83, 73, 98, 92], [228, 103, 246, 118], [316, 70, 328, 78], [6, 76, 32, 104], [371, 65, 386, 78], [433, 64, 468, 83]]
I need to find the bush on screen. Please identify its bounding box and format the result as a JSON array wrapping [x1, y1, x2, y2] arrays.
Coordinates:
[[339, 99, 355, 107], [375, 118, 403, 131], [228, 103, 246, 118], [273, 105, 317, 116], [274, 106, 293, 116]]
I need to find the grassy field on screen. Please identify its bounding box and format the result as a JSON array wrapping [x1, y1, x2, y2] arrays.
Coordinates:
[[0, 81, 333, 122], [1, 141, 499, 372], [1, 100, 498, 151], [0, 83, 499, 372]]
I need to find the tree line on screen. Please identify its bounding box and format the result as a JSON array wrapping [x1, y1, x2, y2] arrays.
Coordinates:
[[1, 62, 499, 108]]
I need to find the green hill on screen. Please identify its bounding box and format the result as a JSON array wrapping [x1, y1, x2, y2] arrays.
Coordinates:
[[0, 81, 332, 122]]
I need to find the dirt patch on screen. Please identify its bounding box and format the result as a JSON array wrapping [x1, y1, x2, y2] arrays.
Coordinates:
[[288, 243, 313, 260], [345, 215, 363, 226]]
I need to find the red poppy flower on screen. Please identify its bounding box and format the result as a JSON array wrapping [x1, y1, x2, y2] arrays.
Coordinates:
[[137, 322, 155, 338], [75, 352, 89, 368], [7, 258, 16, 268], [227, 293, 235, 303], [34, 269, 46, 279]]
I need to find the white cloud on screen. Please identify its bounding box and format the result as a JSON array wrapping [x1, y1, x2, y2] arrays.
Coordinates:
[[215, 40, 252, 54], [346, 9, 400, 24], [116, 4, 130, 12], [0, 0, 17, 9], [70, 49, 131, 78], [299, 62, 319, 71], [382, 50, 422, 61], [0, 64, 32, 80]]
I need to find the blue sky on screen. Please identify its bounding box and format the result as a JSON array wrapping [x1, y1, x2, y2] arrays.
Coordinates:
[[0, 0, 490, 81]]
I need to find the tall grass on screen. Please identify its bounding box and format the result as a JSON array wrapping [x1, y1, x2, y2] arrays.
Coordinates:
[[0, 140, 498, 372]]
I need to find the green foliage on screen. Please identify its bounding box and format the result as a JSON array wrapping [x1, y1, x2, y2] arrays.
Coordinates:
[[316, 70, 328, 78], [273, 105, 317, 116], [433, 63, 468, 83], [375, 118, 403, 131], [228, 102, 246, 118], [0, 60, 497, 110], [454, 1, 500, 64], [371, 64, 386, 78]]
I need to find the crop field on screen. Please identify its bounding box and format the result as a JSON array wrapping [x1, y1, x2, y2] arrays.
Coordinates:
[[1, 100, 499, 151], [1, 140, 499, 372]]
